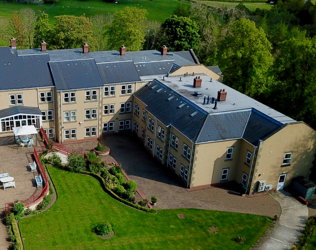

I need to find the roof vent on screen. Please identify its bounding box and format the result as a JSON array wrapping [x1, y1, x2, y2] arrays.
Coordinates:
[[167, 96, 174, 101], [151, 85, 157, 90], [178, 103, 185, 109], [193, 76, 202, 88], [191, 111, 198, 117], [156, 88, 163, 93], [217, 89, 227, 101]]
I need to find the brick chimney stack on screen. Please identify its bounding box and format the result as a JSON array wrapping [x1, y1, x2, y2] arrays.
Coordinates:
[[10, 37, 16, 49], [161, 45, 167, 55], [217, 89, 227, 101], [193, 76, 202, 88], [41, 40, 46, 51], [120, 45, 126, 56], [83, 43, 89, 53]]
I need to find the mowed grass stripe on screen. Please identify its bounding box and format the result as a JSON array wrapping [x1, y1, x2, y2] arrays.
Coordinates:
[[19, 166, 271, 250]]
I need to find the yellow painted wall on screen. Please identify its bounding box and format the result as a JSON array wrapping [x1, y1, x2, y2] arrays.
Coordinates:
[[169, 65, 222, 81]]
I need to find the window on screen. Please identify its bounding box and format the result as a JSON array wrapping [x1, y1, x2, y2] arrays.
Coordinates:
[[42, 111, 47, 121], [85, 110, 90, 119], [120, 103, 125, 113], [103, 123, 108, 132], [156, 145, 163, 160], [40, 91, 53, 102], [85, 90, 97, 101], [171, 134, 179, 150], [142, 110, 146, 121], [283, 153, 292, 165], [180, 165, 189, 181], [134, 104, 140, 116], [157, 126, 165, 141], [104, 86, 115, 97], [64, 130, 70, 139], [182, 144, 191, 161], [48, 128, 54, 139], [48, 110, 53, 121], [226, 147, 233, 160], [141, 128, 145, 139], [103, 122, 114, 132], [241, 173, 247, 186], [71, 129, 76, 139], [148, 118, 154, 131], [125, 120, 130, 130], [133, 121, 139, 133], [246, 151, 252, 165], [126, 102, 131, 113], [110, 104, 115, 114], [71, 111, 76, 121], [127, 84, 132, 94], [169, 154, 177, 170], [85, 127, 90, 137], [85, 91, 91, 101], [121, 85, 126, 95], [91, 109, 97, 119], [104, 105, 109, 115], [119, 120, 124, 130], [146, 136, 153, 150], [64, 92, 76, 103], [86, 127, 97, 137], [64, 111, 69, 122], [65, 129, 76, 140], [221, 169, 229, 181], [10, 94, 23, 105]]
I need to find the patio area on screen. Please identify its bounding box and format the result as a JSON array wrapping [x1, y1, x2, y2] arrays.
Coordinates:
[[0, 135, 44, 211]]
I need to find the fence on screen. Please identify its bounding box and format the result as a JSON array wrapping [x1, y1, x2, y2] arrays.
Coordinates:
[[40, 127, 50, 146], [5, 147, 49, 212], [53, 142, 86, 156]]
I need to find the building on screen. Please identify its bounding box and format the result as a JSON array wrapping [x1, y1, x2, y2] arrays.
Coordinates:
[[0, 38, 315, 194]]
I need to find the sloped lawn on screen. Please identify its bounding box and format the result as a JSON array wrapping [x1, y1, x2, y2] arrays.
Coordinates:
[[19, 166, 271, 250]]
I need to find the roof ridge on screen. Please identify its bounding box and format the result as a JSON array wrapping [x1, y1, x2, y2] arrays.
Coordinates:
[[241, 110, 252, 138]]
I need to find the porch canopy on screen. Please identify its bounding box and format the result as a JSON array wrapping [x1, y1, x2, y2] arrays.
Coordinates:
[[13, 125, 38, 136]]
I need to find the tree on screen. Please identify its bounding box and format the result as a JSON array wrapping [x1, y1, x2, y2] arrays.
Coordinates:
[[0, 17, 10, 46], [107, 7, 148, 51], [20, 8, 36, 49], [269, 37, 316, 128], [143, 20, 160, 50], [52, 14, 96, 50], [34, 11, 52, 49], [218, 18, 273, 97], [10, 11, 27, 49], [91, 14, 112, 51], [160, 15, 200, 51]]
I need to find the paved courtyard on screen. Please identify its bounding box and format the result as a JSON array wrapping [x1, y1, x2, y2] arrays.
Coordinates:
[[68, 133, 281, 217]]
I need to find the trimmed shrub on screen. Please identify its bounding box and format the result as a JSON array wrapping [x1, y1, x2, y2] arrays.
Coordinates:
[[10, 213, 22, 250], [109, 165, 122, 175], [68, 152, 86, 173], [124, 190, 134, 201], [89, 163, 101, 174], [13, 203, 24, 220], [24, 208, 32, 216], [125, 180, 137, 192], [94, 222, 112, 236], [115, 173, 125, 185], [87, 151, 98, 161], [138, 200, 148, 207], [107, 176, 119, 189], [96, 143, 105, 151], [151, 196, 157, 204], [100, 169, 109, 179], [113, 185, 125, 197]]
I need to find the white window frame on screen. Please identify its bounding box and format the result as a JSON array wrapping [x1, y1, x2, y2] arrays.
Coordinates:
[[120, 103, 126, 113], [47, 110, 53, 121], [148, 118, 154, 131], [10, 94, 23, 105], [180, 165, 188, 180], [134, 104, 140, 116], [64, 92, 76, 103], [241, 173, 247, 186], [125, 120, 130, 130], [156, 145, 163, 160], [85, 90, 91, 101], [127, 84, 132, 94], [64, 130, 70, 139], [103, 123, 108, 132], [39, 92, 46, 102], [146, 136, 153, 150], [48, 128, 54, 139], [71, 111, 76, 121], [85, 109, 91, 120], [171, 134, 179, 150], [104, 86, 115, 97], [108, 122, 114, 132], [226, 147, 233, 160], [157, 126, 165, 141], [103, 105, 109, 115], [121, 85, 126, 95], [46, 91, 53, 102], [246, 151, 252, 165], [91, 90, 97, 101], [142, 110, 146, 121], [133, 121, 139, 133], [221, 168, 229, 181], [110, 104, 115, 114], [182, 143, 191, 161], [91, 109, 97, 119], [64, 111, 69, 122], [91, 127, 97, 136], [119, 120, 124, 131], [141, 128, 145, 139], [282, 152, 292, 165], [126, 102, 132, 113], [85, 127, 91, 137], [169, 154, 177, 170], [10, 94, 16, 105], [17, 94, 23, 104], [71, 129, 76, 139], [42, 111, 47, 121]]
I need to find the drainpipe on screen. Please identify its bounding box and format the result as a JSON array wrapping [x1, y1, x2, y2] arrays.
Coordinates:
[[60, 92, 63, 144], [98, 87, 102, 139], [37, 88, 40, 108], [167, 126, 173, 166], [245, 141, 261, 194], [153, 117, 157, 157], [187, 140, 194, 188]]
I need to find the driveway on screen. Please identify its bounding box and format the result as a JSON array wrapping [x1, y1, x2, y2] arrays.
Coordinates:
[[100, 133, 281, 217]]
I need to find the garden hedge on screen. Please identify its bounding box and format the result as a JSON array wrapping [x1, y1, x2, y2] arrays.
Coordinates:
[[81, 171, 157, 214], [10, 213, 22, 250]]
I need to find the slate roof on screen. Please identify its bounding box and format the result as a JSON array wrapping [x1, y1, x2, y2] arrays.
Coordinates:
[[208, 66, 222, 75], [0, 47, 53, 91], [135, 80, 208, 141], [135, 61, 174, 76], [49, 59, 103, 91], [173, 50, 198, 64], [97, 61, 141, 84], [0, 106, 42, 119]]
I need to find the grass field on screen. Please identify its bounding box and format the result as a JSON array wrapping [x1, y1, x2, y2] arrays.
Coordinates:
[[196, 1, 273, 11], [19, 166, 271, 250]]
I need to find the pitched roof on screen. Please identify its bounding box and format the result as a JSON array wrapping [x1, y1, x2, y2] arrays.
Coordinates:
[[208, 66, 222, 75], [0, 47, 53, 91], [97, 61, 141, 84], [135, 61, 174, 76], [0, 106, 42, 119], [135, 80, 208, 141], [49, 59, 103, 91]]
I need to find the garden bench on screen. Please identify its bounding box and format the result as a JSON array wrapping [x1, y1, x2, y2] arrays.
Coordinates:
[[35, 174, 43, 188], [3, 181, 15, 190], [29, 161, 37, 172], [0, 173, 9, 181]]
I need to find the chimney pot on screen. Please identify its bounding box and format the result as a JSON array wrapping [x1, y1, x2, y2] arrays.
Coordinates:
[[83, 43, 89, 53], [161, 45, 167, 55], [193, 76, 202, 88], [41, 40, 46, 51], [217, 89, 227, 101], [120, 44, 126, 56], [10, 37, 16, 48]]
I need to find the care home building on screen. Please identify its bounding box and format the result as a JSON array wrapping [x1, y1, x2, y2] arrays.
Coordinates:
[[0, 38, 315, 195]]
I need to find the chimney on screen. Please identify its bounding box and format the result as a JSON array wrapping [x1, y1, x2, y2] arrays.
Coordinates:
[[83, 43, 89, 53], [120, 44, 126, 56], [193, 76, 202, 88], [217, 89, 227, 101], [10, 37, 16, 48], [41, 40, 46, 51], [161, 45, 167, 55]]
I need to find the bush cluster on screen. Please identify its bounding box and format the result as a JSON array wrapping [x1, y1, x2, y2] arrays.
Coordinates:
[[6, 213, 22, 250], [13, 202, 24, 220], [94, 222, 112, 236], [96, 143, 105, 152], [109, 165, 122, 175], [124, 180, 137, 192]]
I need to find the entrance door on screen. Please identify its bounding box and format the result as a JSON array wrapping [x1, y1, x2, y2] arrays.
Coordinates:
[[277, 174, 286, 190]]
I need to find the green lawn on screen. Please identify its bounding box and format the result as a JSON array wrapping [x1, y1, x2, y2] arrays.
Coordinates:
[[196, 1, 273, 11], [19, 166, 271, 250], [0, 0, 184, 23], [306, 227, 316, 250]]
